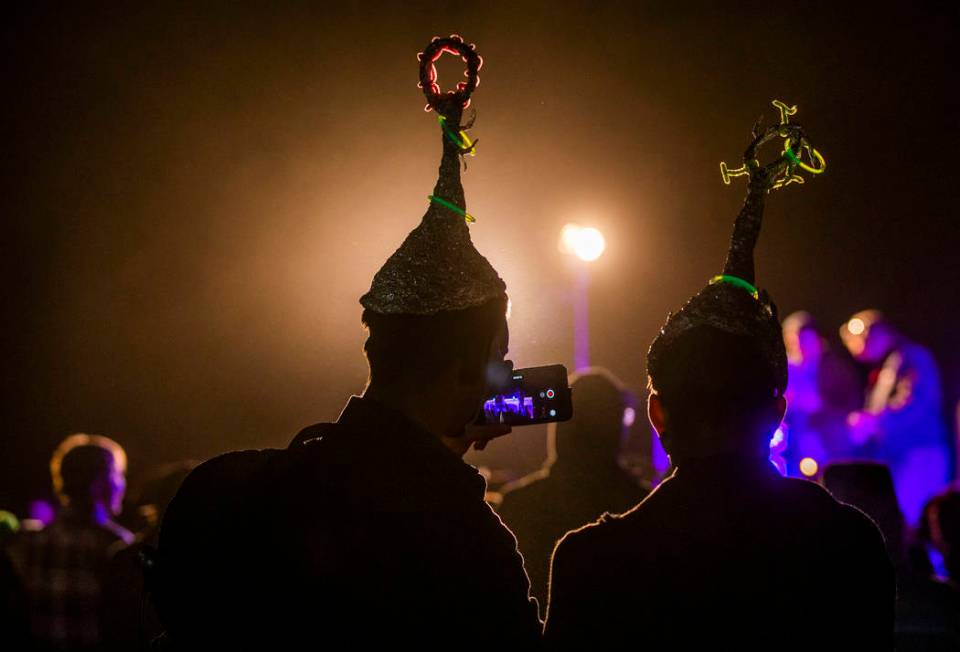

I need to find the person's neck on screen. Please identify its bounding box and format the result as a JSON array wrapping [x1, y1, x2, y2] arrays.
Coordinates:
[[63, 499, 112, 526], [363, 382, 453, 441], [672, 449, 772, 475]]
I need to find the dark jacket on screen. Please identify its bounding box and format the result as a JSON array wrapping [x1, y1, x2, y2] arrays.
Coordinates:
[[544, 457, 895, 649], [156, 396, 541, 649], [497, 461, 647, 614]]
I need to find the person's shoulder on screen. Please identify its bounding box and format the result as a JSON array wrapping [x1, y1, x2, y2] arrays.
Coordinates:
[[549, 519, 602, 580], [778, 475, 838, 505], [779, 476, 888, 554], [103, 520, 135, 548], [288, 422, 335, 448], [195, 448, 280, 475], [895, 340, 940, 375], [163, 449, 282, 531], [5, 525, 44, 563], [181, 449, 281, 493], [772, 474, 869, 520], [832, 500, 887, 548], [551, 488, 655, 562]]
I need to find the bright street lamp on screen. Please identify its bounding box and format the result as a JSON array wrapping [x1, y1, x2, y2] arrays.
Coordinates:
[[559, 224, 607, 262], [559, 223, 606, 370]]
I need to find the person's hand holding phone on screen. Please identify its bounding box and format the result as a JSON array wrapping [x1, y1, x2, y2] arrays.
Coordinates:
[[467, 422, 512, 452], [440, 422, 512, 457]]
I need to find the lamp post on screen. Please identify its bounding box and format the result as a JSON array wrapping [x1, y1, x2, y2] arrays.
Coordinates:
[[559, 224, 606, 371]]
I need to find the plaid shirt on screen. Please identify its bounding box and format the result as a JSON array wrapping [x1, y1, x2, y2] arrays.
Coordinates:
[[7, 508, 132, 651]]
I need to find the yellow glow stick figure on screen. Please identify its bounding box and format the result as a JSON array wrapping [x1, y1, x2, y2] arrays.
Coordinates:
[[458, 129, 476, 156], [771, 174, 805, 190], [720, 161, 751, 185], [772, 100, 798, 125], [720, 99, 826, 190]]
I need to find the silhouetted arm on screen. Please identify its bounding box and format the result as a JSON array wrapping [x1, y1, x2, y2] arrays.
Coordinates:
[[543, 531, 612, 647], [874, 345, 944, 447], [418, 498, 542, 648]]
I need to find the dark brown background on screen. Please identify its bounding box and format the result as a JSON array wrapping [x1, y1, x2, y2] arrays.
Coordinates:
[[2, 2, 958, 510]]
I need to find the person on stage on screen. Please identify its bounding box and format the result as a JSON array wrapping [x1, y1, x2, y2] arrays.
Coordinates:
[[841, 309, 951, 525]]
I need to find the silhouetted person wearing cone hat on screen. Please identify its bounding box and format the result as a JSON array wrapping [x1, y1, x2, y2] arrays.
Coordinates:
[[152, 36, 540, 650], [544, 109, 895, 649]]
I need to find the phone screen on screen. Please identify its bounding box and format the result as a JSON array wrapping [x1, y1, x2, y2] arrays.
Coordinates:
[[479, 364, 573, 426]]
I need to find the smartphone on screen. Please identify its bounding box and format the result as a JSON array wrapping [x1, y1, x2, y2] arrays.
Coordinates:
[[478, 364, 573, 426]]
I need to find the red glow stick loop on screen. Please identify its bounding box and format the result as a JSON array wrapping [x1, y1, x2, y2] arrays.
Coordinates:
[[417, 35, 482, 113]]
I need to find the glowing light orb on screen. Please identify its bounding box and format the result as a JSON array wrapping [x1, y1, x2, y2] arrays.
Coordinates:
[[560, 224, 606, 262], [800, 457, 819, 477], [847, 318, 866, 336], [622, 406, 636, 428]]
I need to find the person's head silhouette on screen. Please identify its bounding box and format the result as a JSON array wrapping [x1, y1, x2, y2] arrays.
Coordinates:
[[50, 433, 127, 520], [647, 326, 786, 465], [548, 368, 628, 472]]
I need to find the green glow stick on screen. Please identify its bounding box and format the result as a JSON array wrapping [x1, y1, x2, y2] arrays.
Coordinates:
[[783, 138, 826, 175], [710, 274, 759, 299], [437, 115, 476, 155], [784, 146, 801, 166], [429, 195, 476, 223]]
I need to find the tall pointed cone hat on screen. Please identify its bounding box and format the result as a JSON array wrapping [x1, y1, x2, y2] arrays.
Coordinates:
[[360, 36, 506, 315], [646, 133, 789, 396]]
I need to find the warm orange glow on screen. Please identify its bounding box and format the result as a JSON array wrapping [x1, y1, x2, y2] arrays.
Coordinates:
[[799, 457, 819, 477]]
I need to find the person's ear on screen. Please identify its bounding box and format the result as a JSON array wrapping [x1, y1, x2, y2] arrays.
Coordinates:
[[775, 395, 787, 424], [648, 393, 673, 454], [648, 393, 666, 435]]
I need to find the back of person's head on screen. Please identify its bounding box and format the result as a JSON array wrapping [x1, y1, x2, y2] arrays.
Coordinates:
[[782, 310, 816, 336], [782, 310, 823, 364], [549, 368, 627, 468], [840, 309, 898, 364], [648, 325, 785, 461], [822, 462, 905, 566], [362, 295, 507, 389], [50, 433, 127, 510], [924, 486, 960, 580]]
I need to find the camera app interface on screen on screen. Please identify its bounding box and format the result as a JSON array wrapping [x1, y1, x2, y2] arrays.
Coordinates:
[[481, 365, 570, 425]]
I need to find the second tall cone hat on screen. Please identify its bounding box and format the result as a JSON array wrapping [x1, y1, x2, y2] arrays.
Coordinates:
[[646, 113, 796, 396]]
